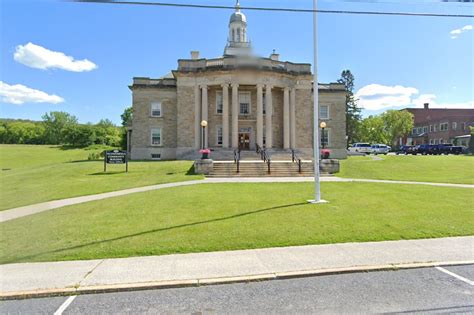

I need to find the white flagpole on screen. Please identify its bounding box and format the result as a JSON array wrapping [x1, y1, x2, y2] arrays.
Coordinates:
[[309, 0, 327, 204]]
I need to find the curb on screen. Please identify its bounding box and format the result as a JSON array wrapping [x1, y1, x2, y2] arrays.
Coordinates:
[[2, 260, 473, 300]]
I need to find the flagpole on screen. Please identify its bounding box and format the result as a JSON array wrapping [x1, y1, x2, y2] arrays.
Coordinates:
[[308, 0, 327, 204]]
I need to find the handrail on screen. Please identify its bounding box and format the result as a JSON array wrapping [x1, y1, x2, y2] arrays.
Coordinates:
[[291, 149, 302, 174], [256, 144, 271, 174], [234, 148, 241, 173]]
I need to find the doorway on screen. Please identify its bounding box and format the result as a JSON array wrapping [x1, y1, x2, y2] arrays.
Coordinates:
[[239, 133, 250, 150]]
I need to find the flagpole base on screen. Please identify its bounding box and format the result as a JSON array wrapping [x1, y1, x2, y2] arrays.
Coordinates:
[[307, 199, 329, 204]]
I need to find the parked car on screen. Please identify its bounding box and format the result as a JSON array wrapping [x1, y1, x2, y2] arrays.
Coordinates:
[[396, 145, 415, 155], [348, 143, 372, 154], [370, 144, 391, 155], [437, 143, 463, 155], [414, 144, 438, 155]]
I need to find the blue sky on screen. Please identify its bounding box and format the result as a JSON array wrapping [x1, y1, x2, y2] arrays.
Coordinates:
[[1, 0, 473, 124]]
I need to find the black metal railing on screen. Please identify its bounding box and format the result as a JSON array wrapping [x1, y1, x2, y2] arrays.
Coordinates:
[[291, 149, 302, 174], [234, 148, 241, 173], [256, 144, 271, 174]]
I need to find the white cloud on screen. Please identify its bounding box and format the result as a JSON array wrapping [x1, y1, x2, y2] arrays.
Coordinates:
[[355, 84, 474, 111], [450, 24, 472, 39], [355, 84, 419, 110], [0, 81, 64, 105], [413, 94, 474, 109], [14, 42, 97, 72]]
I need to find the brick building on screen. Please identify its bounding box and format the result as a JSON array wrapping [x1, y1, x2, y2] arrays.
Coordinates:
[[404, 103, 474, 145], [128, 1, 347, 160]]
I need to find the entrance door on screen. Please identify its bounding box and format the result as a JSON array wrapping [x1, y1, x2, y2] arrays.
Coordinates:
[[239, 133, 250, 150]]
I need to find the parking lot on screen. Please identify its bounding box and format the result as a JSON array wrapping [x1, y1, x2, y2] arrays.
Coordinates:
[[2, 265, 473, 314]]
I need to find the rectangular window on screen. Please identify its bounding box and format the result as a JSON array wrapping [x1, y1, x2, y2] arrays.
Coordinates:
[[429, 125, 433, 132], [151, 153, 161, 160], [216, 91, 223, 114], [151, 102, 162, 117], [320, 105, 329, 119], [440, 122, 448, 131], [462, 122, 466, 131], [239, 92, 251, 115], [452, 122, 457, 130], [423, 126, 428, 133], [439, 138, 444, 144], [412, 128, 417, 135], [433, 124, 438, 132], [151, 128, 161, 146], [429, 139, 433, 145], [321, 129, 331, 146], [216, 126, 223, 145], [262, 92, 266, 114]]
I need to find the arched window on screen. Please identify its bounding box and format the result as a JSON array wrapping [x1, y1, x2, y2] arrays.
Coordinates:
[[237, 28, 241, 42]]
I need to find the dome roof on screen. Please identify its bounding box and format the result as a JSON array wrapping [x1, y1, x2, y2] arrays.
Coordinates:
[[230, 11, 246, 24]]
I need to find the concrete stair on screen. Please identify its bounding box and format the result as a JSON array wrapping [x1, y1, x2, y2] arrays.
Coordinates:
[[209, 161, 315, 177]]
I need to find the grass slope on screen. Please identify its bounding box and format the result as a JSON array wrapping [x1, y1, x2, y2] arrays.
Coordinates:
[[339, 155, 474, 184], [1, 182, 472, 264], [0, 145, 202, 210]]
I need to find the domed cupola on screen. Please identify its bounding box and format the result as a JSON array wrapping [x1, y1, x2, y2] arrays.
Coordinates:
[[224, 0, 252, 56]]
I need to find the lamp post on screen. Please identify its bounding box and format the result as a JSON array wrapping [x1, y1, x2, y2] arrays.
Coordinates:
[[200, 120, 208, 150], [320, 121, 327, 149]]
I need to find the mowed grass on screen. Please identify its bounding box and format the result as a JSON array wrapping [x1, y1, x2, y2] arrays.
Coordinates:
[[339, 155, 474, 184], [0, 145, 202, 210], [1, 182, 472, 264]]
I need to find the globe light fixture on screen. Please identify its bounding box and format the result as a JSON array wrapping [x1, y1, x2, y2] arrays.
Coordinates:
[[200, 120, 208, 149]]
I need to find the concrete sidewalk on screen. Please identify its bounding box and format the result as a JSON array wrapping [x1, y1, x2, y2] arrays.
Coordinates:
[[1, 236, 473, 299], [2, 177, 472, 223]]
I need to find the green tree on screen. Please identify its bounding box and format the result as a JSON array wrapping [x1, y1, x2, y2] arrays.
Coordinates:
[[337, 70, 362, 145], [358, 115, 389, 144], [381, 110, 414, 147], [42, 111, 78, 144], [63, 124, 95, 147], [121, 107, 133, 127]]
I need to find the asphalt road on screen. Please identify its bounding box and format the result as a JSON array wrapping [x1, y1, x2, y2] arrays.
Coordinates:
[[2, 265, 473, 314]]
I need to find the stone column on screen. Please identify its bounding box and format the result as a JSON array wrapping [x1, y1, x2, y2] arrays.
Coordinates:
[[201, 85, 208, 148], [194, 85, 201, 149], [283, 87, 290, 149], [231, 83, 239, 148], [256, 84, 264, 147], [222, 83, 230, 148], [265, 85, 273, 148], [290, 87, 296, 149]]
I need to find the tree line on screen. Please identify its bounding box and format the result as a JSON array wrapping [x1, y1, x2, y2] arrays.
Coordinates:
[[338, 70, 413, 147], [0, 111, 128, 148]]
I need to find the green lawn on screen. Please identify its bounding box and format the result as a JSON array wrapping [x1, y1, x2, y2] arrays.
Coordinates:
[[0, 145, 202, 210], [1, 182, 472, 264], [339, 155, 474, 184]]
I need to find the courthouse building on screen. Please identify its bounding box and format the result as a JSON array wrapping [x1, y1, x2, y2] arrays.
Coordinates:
[[129, 1, 347, 160]]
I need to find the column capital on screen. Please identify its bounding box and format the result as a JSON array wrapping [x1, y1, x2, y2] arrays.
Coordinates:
[[231, 83, 239, 88], [265, 85, 273, 90], [256, 83, 265, 89], [283, 87, 291, 92], [199, 84, 208, 90], [221, 83, 230, 88]]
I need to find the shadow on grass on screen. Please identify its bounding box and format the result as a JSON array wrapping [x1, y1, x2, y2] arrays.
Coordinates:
[[186, 164, 196, 175], [5, 202, 308, 264], [88, 171, 127, 176]]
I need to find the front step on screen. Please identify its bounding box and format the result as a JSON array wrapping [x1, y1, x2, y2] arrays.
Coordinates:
[[209, 161, 316, 177]]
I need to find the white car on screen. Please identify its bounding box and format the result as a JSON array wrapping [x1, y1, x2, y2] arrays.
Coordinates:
[[348, 143, 372, 154], [370, 144, 391, 155]]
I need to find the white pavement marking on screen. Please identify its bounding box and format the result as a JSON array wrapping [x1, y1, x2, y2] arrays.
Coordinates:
[[436, 266, 474, 286], [54, 295, 77, 315]]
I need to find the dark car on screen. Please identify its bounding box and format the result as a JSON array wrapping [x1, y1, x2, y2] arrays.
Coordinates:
[[396, 145, 415, 155], [438, 143, 463, 155], [415, 144, 431, 155]]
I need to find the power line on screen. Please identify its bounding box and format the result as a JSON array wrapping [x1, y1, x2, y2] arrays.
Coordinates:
[[72, 0, 474, 18]]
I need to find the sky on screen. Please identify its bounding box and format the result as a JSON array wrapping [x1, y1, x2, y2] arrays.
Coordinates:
[[0, 0, 473, 125]]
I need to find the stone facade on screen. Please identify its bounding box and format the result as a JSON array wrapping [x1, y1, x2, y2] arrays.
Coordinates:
[[129, 2, 347, 160]]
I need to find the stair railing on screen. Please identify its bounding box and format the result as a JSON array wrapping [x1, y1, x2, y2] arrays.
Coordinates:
[[234, 148, 241, 173], [257, 144, 271, 174], [291, 149, 302, 174]]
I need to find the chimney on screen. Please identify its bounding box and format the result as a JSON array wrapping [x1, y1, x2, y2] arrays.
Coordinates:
[[270, 49, 279, 61], [424, 103, 429, 109], [190, 51, 200, 60]]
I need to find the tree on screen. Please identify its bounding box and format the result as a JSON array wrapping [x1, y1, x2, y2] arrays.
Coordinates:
[[63, 124, 95, 147], [337, 70, 362, 145], [358, 115, 389, 144], [381, 110, 414, 147], [121, 107, 133, 127], [42, 111, 78, 144]]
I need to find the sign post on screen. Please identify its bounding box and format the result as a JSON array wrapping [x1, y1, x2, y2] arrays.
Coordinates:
[[104, 150, 128, 172]]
